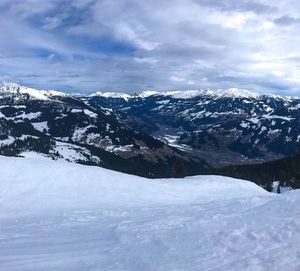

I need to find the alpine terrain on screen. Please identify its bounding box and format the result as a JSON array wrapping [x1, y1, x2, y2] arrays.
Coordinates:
[[2, 0, 300, 270], [0, 82, 207, 178], [1, 82, 300, 179], [86, 88, 300, 167]]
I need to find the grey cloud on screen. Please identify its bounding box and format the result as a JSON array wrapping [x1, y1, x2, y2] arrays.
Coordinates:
[[17, 74, 41, 78], [274, 15, 300, 26], [193, 0, 276, 14]]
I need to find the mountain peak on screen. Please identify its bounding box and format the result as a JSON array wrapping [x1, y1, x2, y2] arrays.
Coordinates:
[[0, 81, 21, 89], [89, 91, 131, 101], [132, 88, 264, 99], [88, 88, 263, 100], [0, 82, 67, 100], [221, 88, 260, 98], [1, 82, 295, 101]]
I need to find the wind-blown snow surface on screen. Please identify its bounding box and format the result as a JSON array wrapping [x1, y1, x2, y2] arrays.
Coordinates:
[[0, 156, 300, 271]]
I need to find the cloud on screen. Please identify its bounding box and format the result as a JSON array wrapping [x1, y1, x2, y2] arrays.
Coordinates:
[[274, 15, 300, 26], [194, 0, 276, 14], [0, 0, 300, 95]]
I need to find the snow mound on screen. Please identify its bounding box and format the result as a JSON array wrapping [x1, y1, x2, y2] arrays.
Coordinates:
[[0, 155, 268, 216]]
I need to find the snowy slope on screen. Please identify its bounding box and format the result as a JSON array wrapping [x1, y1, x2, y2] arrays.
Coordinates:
[[0, 155, 266, 216], [0, 81, 66, 100], [1, 155, 300, 270]]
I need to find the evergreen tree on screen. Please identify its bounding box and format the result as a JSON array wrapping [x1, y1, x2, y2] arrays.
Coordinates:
[[277, 183, 281, 194], [265, 181, 273, 192], [172, 159, 187, 178]]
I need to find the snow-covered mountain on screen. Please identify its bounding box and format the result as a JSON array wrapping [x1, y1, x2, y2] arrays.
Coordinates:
[[1, 81, 299, 269], [1, 155, 300, 270], [89, 87, 266, 99], [0, 81, 67, 100], [0, 82, 207, 178], [87, 88, 300, 166], [1, 82, 300, 174]]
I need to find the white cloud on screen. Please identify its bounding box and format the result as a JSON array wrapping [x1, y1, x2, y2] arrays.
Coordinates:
[[170, 76, 186, 82], [272, 70, 285, 77], [1, 0, 300, 95]]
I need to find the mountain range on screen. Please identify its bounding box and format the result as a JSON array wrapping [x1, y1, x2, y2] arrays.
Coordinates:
[[1, 82, 300, 179], [86, 87, 300, 167]]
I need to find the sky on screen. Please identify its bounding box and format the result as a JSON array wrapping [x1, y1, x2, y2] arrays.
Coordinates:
[[1, 0, 300, 95]]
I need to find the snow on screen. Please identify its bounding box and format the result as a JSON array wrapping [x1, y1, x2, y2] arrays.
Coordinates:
[[89, 88, 264, 100], [262, 114, 294, 121], [161, 134, 193, 151], [0, 156, 300, 271], [46, 90, 67, 97], [0, 136, 15, 146], [15, 111, 42, 120], [72, 125, 97, 140], [0, 110, 42, 121], [0, 82, 66, 100], [105, 144, 134, 152], [162, 90, 204, 99], [89, 91, 131, 101], [0, 155, 268, 216], [138, 90, 160, 98], [156, 99, 170, 104], [269, 129, 281, 135], [222, 87, 260, 98], [20, 151, 51, 160], [271, 181, 293, 193], [1, 82, 299, 103], [240, 121, 250, 128], [137, 88, 260, 99], [53, 142, 90, 162], [247, 114, 291, 125], [1, 82, 299, 104], [54, 113, 67, 120], [249, 117, 260, 124], [31, 121, 48, 132], [21, 112, 42, 120], [289, 103, 300, 110], [71, 108, 82, 113], [0, 135, 35, 146], [83, 109, 97, 118], [20, 142, 101, 164], [71, 108, 99, 119], [259, 126, 267, 134], [19, 86, 50, 100]]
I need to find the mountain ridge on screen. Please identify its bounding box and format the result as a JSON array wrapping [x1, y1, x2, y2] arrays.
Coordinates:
[[1, 81, 298, 100], [0, 82, 207, 177], [1, 81, 300, 177]]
